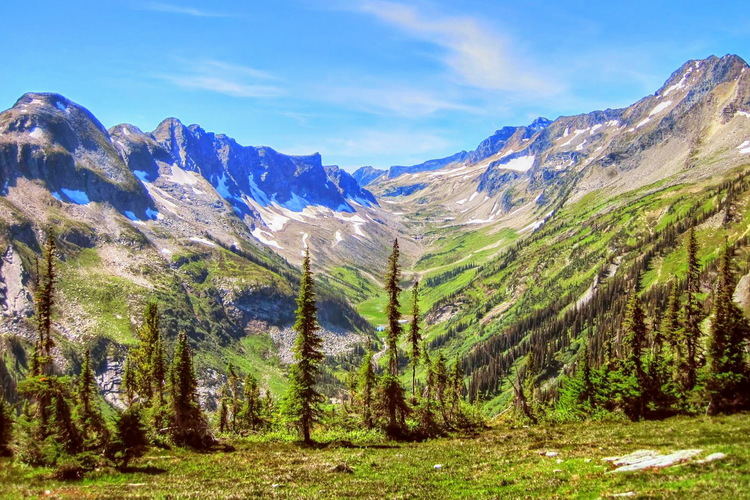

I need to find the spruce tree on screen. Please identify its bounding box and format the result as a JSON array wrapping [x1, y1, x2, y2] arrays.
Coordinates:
[[18, 232, 83, 463], [621, 293, 648, 420], [385, 239, 403, 377], [662, 282, 682, 353], [380, 239, 408, 436], [0, 392, 12, 456], [169, 331, 210, 448], [111, 405, 149, 469], [683, 228, 701, 390], [32, 232, 56, 376], [408, 279, 422, 399], [358, 344, 376, 428], [240, 373, 262, 431], [218, 384, 230, 434], [75, 349, 109, 449], [707, 243, 750, 414], [282, 248, 324, 443], [227, 364, 240, 432]]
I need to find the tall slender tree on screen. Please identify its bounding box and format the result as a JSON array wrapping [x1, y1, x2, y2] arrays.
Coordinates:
[[408, 279, 422, 399], [621, 293, 648, 420], [358, 343, 376, 428], [283, 248, 324, 443], [683, 227, 701, 390], [32, 232, 57, 376], [0, 392, 12, 456], [385, 239, 403, 377], [379, 239, 408, 436]]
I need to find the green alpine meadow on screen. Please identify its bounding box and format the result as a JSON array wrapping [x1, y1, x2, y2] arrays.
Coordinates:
[[2, 2, 750, 498]]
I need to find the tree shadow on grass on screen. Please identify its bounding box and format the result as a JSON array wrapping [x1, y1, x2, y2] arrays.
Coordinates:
[[117, 465, 167, 475], [298, 440, 401, 450]]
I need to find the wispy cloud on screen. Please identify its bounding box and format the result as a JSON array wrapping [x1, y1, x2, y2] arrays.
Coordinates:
[[156, 60, 283, 98], [319, 83, 482, 117], [143, 2, 230, 18], [286, 128, 453, 166], [351, 1, 560, 96]]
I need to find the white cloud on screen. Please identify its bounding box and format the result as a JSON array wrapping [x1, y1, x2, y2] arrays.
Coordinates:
[[319, 84, 482, 117], [353, 1, 559, 95], [286, 129, 453, 163], [143, 2, 230, 18], [156, 60, 283, 98]]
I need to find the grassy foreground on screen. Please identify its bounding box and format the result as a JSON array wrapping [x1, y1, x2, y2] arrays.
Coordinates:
[[1, 413, 749, 499]]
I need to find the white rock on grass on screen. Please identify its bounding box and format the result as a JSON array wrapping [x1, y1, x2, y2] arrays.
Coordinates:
[[604, 449, 703, 473], [696, 452, 727, 464]]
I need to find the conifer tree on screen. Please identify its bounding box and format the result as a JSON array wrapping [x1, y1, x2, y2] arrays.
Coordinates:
[[707, 243, 750, 414], [0, 392, 12, 456], [75, 349, 109, 449], [683, 228, 701, 390], [379, 239, 408, 436], [227, 364, 240, 432], [18, 232, 83, 463], [662, 282, 682, 353], [111, 405, 148, 469], [32, 232, 56, 376], [621, 293, 648, 420], [282, 248, 324, 443], [408, 279, 422, 399], [240, 373, 262, 431], [218, 383, 230, 434], [358, 344, 376, 428], [385, 239, 403, 377], [169, 331, 210, 447]]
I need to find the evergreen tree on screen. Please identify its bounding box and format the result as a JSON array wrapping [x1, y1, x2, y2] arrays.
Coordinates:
[[32, 232, 56, 376], [683, 227, 701, 390], [621, 293, 648, 420], [433, 352, 449, 423], [75, 349, 109, 450], [0, 392, 12, 456], [18, 232, 83, 464], [707, 243, 750, 414], [227, 364, 240, 432], [240, 373, 262, 431], [110, 405, 149, 469], [218, 383, 230, 434], [125, 302, 166, 408], [357, 344, 376, 428], [169, 332, 210, 448], [408, 279, 422, 399], [282, 248, 324, 443], [662, 282, 682, 353], [380, 239, 408, 436]]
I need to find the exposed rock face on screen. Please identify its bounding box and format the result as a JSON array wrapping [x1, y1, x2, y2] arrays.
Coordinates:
[[351, 165, 386, 187], [0, 245, 32, 318], [0, 93, 156, 218], [136, 118, 377, 214]]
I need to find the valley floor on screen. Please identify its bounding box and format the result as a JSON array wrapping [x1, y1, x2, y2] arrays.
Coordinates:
[[2, 413, 749, 499]]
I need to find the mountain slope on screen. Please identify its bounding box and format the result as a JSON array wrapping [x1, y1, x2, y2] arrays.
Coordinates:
[[0, 93, 376, 408]]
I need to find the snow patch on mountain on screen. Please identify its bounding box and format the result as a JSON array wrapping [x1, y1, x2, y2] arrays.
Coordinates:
[[498, 155, 535, 172], [251, 228, 283, 249], [29, 128, 44, 140], [649, 100, 673, 116], [738, 140, 750, 154], [189, 236, 217, 247], [169, 165, 198, 185], [61, 188, 90, 205]]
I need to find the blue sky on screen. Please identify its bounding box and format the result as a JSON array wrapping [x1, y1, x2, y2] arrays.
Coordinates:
[[1, 1, 749, 170]]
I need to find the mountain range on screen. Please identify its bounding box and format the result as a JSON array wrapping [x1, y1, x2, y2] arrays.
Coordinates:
[[1, 53, 750, 410]]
